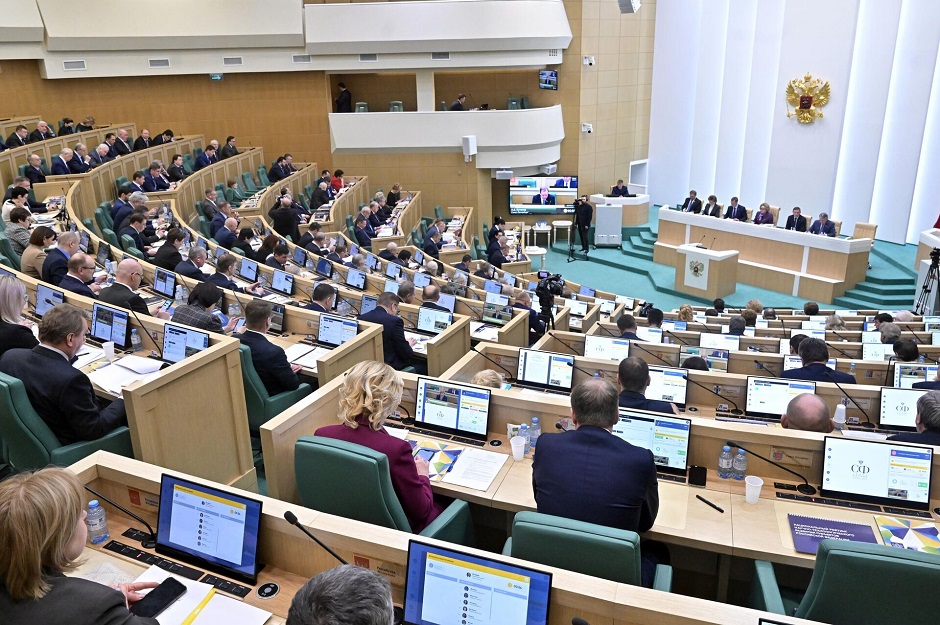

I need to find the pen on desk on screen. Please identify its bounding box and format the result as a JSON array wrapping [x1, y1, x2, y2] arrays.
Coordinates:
[[696, 494, 724, 513]]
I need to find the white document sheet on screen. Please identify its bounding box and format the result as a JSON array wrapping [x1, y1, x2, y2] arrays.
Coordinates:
[[441, 448, 507, 491]]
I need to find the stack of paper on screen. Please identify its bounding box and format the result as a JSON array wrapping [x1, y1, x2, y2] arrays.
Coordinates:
[[87, 362, 159, 396], [73, 346, 105, 369], [441, 448, 507, 491]]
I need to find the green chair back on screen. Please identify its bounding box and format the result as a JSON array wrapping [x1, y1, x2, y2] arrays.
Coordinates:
[[389, 101, 403, 112], [198, 215, 211, 237], [0, 252, 14, 270], [214, 182, 226, 195], [18, 164, 28, 177], [192, 147, 203, 160], [521, 96, 530, 109], [182, 154, 195, 175], [507, 97, 521, 110], [223, 186, 238, 206], [82, 218, 98, 236], [114, 176, 128, 194], [473, 234, 486, 260], [124, 246, 145, 260], [237, 346, 311, 434], [418, 220, 427, 239], [0, 234, 21, 271], [355, 102, 369, 112], [434, 205, 445, 219], [0, 218, 5, 232], [295, 436, 412, 531], [470, 235, 480, 260], [102, 228, 120, 249], [242, 172, 259, 193], [411, 227, 422, 248], [95, 207, 112, 233], [345, 215, 355, 233], [257, 166, 271, 187], [503, 512, 646, 586], [119, 234, 137, 253]]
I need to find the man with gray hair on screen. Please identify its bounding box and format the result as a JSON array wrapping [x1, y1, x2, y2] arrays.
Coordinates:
[[89, 143, 112, 167], [70, 143, 92, 173], [532, 377, 660, 587], [176, 246, 209, 282], [782, 393, 833, 432], [809, 212, 836, 237], [51, 148, 74, 175], [780, 337, 855, 383], [28, 120, 55, 143], [888, 391, 940, 446], [727, 316, 746, 336], [311, 181, 332, 209], [286, 564, 394, 625]]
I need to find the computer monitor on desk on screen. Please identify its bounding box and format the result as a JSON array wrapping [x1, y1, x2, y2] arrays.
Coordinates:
[[879, 387, 927, 431], [152, 268, 176, 299], [417, 307, 453, 335], [270, 270, 294, 297], [317, 314, 357, 348], [566, 299, 588, 318], [35, 283, 65, 318], [679, 345, 728, 372], [699, 333, 740, 351], [360, 294, 378, 315], [583, 335, 631, 362], [90, 303, 130, 349], [345, 267, 367, 291], [414, 377, 491, 445], [314, 257, 333, 280], [516, 348, 574, 392], [745, 376, 815, 420], [162, 324, 210, 364], [635, 326, 662, 343], [237, 258, 258, 282], [646, 366, 688, 407], [862, 343, 893, 361], [612, 410, 691, 477], [893, 363, 938, 388], [413, 272, 432, 288]]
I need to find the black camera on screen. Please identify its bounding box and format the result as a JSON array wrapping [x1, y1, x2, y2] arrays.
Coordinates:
[[931, 247, 940, 264], [535, 273, 564, 323]]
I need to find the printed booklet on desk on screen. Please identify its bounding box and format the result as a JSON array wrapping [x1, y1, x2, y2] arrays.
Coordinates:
[[787, 514, 878, 554], [875, 515, 940, 554]]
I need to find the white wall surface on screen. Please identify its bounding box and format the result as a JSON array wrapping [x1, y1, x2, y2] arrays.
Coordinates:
[[649, 0, 940, 243]]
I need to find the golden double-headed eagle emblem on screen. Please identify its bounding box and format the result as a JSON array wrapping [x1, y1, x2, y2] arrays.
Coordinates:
[[786, 72, 830, 124]]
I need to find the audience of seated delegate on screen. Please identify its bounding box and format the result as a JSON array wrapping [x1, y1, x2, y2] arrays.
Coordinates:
[[41, 232, 80, 287], [617, 314, 642, 341], [20, 226, 56, 280], [359, 292, 426, 374], [59, 253, 103, 299], [0, 468, 160, 625], [209, 201, 235, 238], [0, 304, 127, 444], [98, 259, 171, 320], [208, 253, 262, 296], [888, 391, 940, 446], [616, 357, 678, 415], [286, 564, 393, 625], [304, 283, 336, 314], [152, 230, 185, 272], [238, 300, 302, 396], [808, 212, 836, 236], [781, 393, 834, 433], [779, 337, 855, 384], [0, 276, 39, 359], [514, 291, 545, 346], [171, 282, 240, 334], [727, 316, 746, 336], [420, 285, 449, 312], [315, 361, 444, 532], [532, 377, 660, 587]]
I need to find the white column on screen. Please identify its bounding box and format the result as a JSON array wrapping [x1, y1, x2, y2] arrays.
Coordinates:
[[416, 70, 436, 112]]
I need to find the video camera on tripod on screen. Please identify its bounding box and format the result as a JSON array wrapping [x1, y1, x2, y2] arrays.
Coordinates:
[[535, 272, 565, 327], [915, 247, 940, 315]]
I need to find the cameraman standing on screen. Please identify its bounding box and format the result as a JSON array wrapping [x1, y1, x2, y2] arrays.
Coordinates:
[[574, 195, 592, 253]]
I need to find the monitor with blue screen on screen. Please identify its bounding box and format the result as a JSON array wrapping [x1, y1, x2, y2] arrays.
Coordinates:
[[578, 285, 595, 297], [384, 279, 399, 293], [36, 283, 65, 318], [361, 294, 378, 315], [483, 279, 502, 294], [385, 262, 402, 279], [365, 253, 379, 270], [413, 249, 425, 265], [821, 437, 932, 510], [271, 270, 293, 296], [90, 303, 130, 348], [292, 247, 307, 265], [162, 323, 210, 363], [410, 271, 430, 288], [152, 268, 175, 298], [237, 258, 258, 282], [345, 268, 367, 290], [317, 314, 358, 347], [314, 257, 333, 279], [745, 376, 815, 419], [612, 410, 692, 475]]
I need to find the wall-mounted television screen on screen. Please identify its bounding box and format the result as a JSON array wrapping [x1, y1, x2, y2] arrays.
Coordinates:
[[508, 176, 579, 215], [539, 69, 558, 90]]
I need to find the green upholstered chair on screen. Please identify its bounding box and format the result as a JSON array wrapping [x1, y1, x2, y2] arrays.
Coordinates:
[[473, 235, 487, 260], [345, 214, 356, 234], [182, 154, 195, 175], [95, 207, 112, 233], [0, 234, 21, 271], [502, 511, 672, 591], [237, 345, 311, 435], [102, 228, 120, 250], [119, 233, 138, 253], [0, 372, 133, 472], [123, 245, 145, 260], [389, 101, 403, 112], [355, 102, 369, 112], [82, 217, 98, 236], [434, 205, 445, 220], [411, 227, 422, 248], [418, 220, 428, 240], [114, 176, 128, 194], [192, 147, 203, 161], [198, 215, 211, 238], [18, 164, 28, 177], [294, 436, 475, 546], [214, 182, 226, 195], [241, 172, 259, 193], [482, 221, 489, 242], [0, 215, 4, 232], [257, 166, 271, 188], [751, 539, 940, 623], [0, 252, 14, 270]]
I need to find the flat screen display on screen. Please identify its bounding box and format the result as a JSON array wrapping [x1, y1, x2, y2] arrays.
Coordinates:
[[413, 272, 432, 288], [635, 326, 663, 343], [566, 300, 588, 317], [384, 279, 400, 293], [862, 343, 892, 361], [879, 387, 927, 430], [483, 279, 502, 294], [508, 176, 579, 216], [598, 300, 615, 315], [96, 242, 111, 267], [783, 355, 836, 371], [516, 349, 574, 391], [583, 335, 631, 362], [482, 302, 514, 326], [162, 323, 210, 363], [156, 474, 263, 584], [152, 268, 175, 298], [679, 345, 728, 372], [365, 253, 379, 270], [745, 376, 815, 418], [35, 283, 64, 318], [861, 331, 882, 343], [820, 437, 932, 510], [893, 363, 938, 388], [413, 249, 425, 265], [612, 410, 692, 474], [485, 292, 510, 306], [578, 285, 595, 297], [237, 258, 258, 282], [360, 294, 378, 315], [615, 295, 635, 309], [345, 268, 366, 291], [385, 262, 402, 279], [403, 540, 551, 625], [292, 247, 307, 265], [270, 270, 293, 296], [417, 307, 453, 335], [661, 320, 687, 331], [317, 313, 357, 347], [414, 377, 492, 442], [90, 303, 129, 348], [314, 257, 333, 279], [269, 304, 285, 333], [538, 69, 558, 90], [436, 293, 456, 313], [646, 366, 688, 406], [700, 333, 740, 351]]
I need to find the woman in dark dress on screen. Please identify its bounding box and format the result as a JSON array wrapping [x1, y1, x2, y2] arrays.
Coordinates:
[[0, 276, 39, 359]]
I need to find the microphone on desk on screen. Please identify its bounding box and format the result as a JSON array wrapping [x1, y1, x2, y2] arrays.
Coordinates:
[[84, 485, 157, 548], [825, 342, 852, 360], [338, 297, 361, 316], [681, 374, 742, 415], [629, 341, 673, 367], [754, 360, 778, 377], [471, 345, 516, 382], [702, 236, 716, 250], [663, 329, 689, 345], [726, 440, 817, 496], [696, 234, 706, 247], [600, 323, 619, 337], [565, 359, 600, 379], [283, 511, 348, 565], [549, 331, 580, 355], [127, 306, 164, 359], [883, 356, 896, 388], [692, 320, 714, 333], [823, 371, 874, 429], [829, 329, 851, 343], [902, 325, 923, 344]]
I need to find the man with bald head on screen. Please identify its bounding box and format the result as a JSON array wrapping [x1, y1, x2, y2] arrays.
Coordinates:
[[25, 154, 46, 185], [781, 393, 833, 433], [114, 128, 132, 155], [59, 253, 104, 298], [420, 285, 449, 312], [51, 148, 74, 175], [98, 259, 171, 319], [215, 217, 239, 249], [28, 121, 55, 143]]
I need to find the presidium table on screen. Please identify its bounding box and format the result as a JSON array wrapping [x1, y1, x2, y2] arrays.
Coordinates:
[[654, 210, 873, 302]]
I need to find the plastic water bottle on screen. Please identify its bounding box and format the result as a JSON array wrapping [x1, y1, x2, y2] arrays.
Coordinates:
[[849, 362, 856, 378], [718, 445, 733, 479], [130, 329, 142, 352], [529, 417, 541, 449], [87, 500, 110, 544], [833, 404, 847, 432], [180, 285, 190, 303], [174, 285, 185, 307], [228, 302, 241, 317], [519, 424, 530, 455], [732, 449, 747, 480]]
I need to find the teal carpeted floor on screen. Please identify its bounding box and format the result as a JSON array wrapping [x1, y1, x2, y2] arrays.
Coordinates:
[[538, 206, 918, 311]]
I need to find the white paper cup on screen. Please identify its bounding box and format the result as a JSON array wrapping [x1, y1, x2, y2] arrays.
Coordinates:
[[102, 341, 115, 362], [745, 475, 764, 504], [509, 436, 526, 461]]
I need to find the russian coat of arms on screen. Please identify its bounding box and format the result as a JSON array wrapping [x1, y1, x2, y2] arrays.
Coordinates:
[[786, 72, 830, 124], [689, 260, 705, 278]]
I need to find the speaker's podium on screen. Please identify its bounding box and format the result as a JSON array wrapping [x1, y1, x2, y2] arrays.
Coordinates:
[[674, 243, 738, 299]]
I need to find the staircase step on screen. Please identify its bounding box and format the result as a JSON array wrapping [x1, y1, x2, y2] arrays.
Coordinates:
[[851, 282, 917, 297], [863, 275, 917, 286], [836, 293, 915, 308]]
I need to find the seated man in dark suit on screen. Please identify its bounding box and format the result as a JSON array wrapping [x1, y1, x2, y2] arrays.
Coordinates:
[[0, 304, 127, 445], [617, 357, 678, 415], [88, 143, 112, 167], [487, 234, 506, 258], [110, 185, 134, 224], [98, 259, 170, 319], [24, 154, 46, 185], [353, 214, 372, 249], [780, 338, 855, 384], [513, 291, 545, 346], [610, 179, 631, 197], [680, 190, 702, 213], [194, 145, 217, 170], [51, 148, 73, 175], [268, 156, 289, 182], [41, 232, 80, 286], [358, 292, 426, 374], [220, 136, 239, 159], [209, 201, 234, 238], [617, 314, 642, 341], [238, 300, 302, 396], [215, 217, 239, 250], [888, 391, 940, 446], [378, 242, 399, 263], [201, 189, 220, 220], [69, 143, 93, 173], [722, 197, 747, 221], [420, 285, 450, 312], [304, 283, 336, 313], [531, 187, 555, 205], [325, 243, 345, 264], [143, 162, 171, 192], [422, 233, 441, 260], [175, 246, 209, 282], [118, 213, 152, 257], [453, 254, 472, 274], [208, 253, 262, 295], [167, 154, 187, 182], [310, 181, 332, 209], [128, 171, 146, 194], [58, 253, 102, 298], [133, 128, 151, 151], [808, 212, 836, 236], [784, 206, 807, 232], [488, 243, 510, 269], [727, 316, 746, 336], [532, 377, 660, 587], [268, 195, 302, 242], [5, 125, 28, 149], [153, 229, 186, 271], [28, 120, 55, 143]]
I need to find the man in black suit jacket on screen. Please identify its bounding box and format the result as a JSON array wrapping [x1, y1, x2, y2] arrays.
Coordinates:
[[723, 197, 747, 221], [215, 218, 239, 249], [58, 254, 101, 298], [617, 357, 678, 415], [574, 195, 593, 252], [69, 144, 93, 173], [24, 154, 46, 185], [616, 314, 642, 341], [114, 129, 133, 155], [208, 253, 262, 295], [784, 206, 807, 232], [239, 300, 302, 396], [358, 292, 426, 373], [610, 179, 631, 197], [89, 144, 111, 167], [220, 136, 239, 159], [354, 215, 372, 249], [420, 285, 450, 312], [335, 83, 353, 112], [42, 233, 80, 286], [0, 304, 126, 444], [453, 255, 472, 274], [422, 233, 441, 260], [98, 259, 170, 319], [378, 242, 399, 263], [303, 283, 336, 313], [5, 125, 28, 149], [514, 292, 545, 345], [51, 149, 73, 176], [175, 248, 209, 282], [531, 188, 555, 205], [153, 231, 185, 271], [532, 377, 659, 586], [268, 156, 289, 183], [133, 129, 152, 151], [118, 214, 151, 257], [779, 338, 856, 384], [28, 121, 55, 143], [488, 243, 510, 269], [311, 182, 332, 209], [681, 191, 702, 213]]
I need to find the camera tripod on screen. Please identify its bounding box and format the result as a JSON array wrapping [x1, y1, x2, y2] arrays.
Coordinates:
[[914, 248, 940, 315]]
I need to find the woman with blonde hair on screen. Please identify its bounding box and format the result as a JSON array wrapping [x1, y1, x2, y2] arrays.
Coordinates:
[[470, 369, 503, 389], [0, 467, 159, 623], [0, 275, 38, 359], [315, 361, 444, 532], [825, 314, 846, 331], [677, 304, 694, 323]]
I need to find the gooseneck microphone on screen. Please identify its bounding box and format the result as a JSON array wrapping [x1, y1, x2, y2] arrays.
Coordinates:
[[902, 325, 923, 344], [726, 440, 817, 495], [565, 360, 600, 378], [549, 331, 580, 355], [284, 510, 348, 565], [755, 360, 778, 377], [629, 341, 673, 366], [127, 306, 164, 359], [883, 356, 896, 388], [828, 329, 851, 343], [693, 320, 714, 333], [600, 323, 619, 337], [84, 485, 156, 548], [471, 345, 516, 382], [825, 342, 852, 359], [822, 371, 874, 428], [663, 329, 689, 345], [681, 374, 742, 415]]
